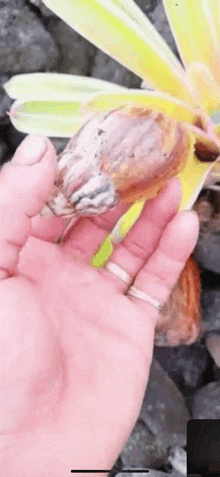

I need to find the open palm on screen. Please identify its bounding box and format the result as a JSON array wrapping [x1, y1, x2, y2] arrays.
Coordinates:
[[1, 136, 199, 477]]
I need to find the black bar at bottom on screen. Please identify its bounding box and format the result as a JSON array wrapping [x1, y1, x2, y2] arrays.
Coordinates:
[[70, 470, 149, 473]]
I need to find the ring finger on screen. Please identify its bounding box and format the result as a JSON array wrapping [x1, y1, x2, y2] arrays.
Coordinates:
[[127, 208, 199, 317]]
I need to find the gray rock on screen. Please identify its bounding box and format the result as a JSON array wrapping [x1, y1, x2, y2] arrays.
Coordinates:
[[201, 288, 220, 332], [139, 359, 189, 447], [0, 3, 59, 74], [154, 342, 210, 394], [120, 359, 189, 469], [189, 381, 220, 418], [11, 0, 26, 7], [120, 419, 163, 468], [213, 361, 220, 380], [0, 139, 9, 164], [46, 18, 96, 76], [5, 124, 26, 152], [135, 0, 159, 15], [205, 332, 220, 367], [28, 0, 57, 17], [91, 51, 142, 88], [194, 230, 220, 274], [0, 75, 13, 126], [49, 137, 69, 155], [167, 446, 186, 476]]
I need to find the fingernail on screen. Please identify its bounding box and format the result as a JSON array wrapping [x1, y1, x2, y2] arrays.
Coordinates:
[[12, 134, 48, 165]]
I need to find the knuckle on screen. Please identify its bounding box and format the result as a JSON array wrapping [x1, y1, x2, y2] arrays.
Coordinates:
[[122, 238, 147, 259]]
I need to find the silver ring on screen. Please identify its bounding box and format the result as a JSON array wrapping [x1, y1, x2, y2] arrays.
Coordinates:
[[127, 285, 164, 311], [104, 261, 164, 311], [104, 261, 132, 285]]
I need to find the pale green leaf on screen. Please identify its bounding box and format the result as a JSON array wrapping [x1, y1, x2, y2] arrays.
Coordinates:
[[4, 72, 126, 100], [8, 97, 93, 137], [90, 200, 145, 267], [7, 87, 202, 138]]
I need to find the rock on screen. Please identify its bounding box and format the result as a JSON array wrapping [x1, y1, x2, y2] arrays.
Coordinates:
[[139, 359, 189, 447], [205, 332, 220, 367], [28, 0, 57, 17], [135, 0, 159, 15], [189, 381, 220, 418], [154, 342, 210, 395], [200, 269, 220, 290], [201, 288, 220, 333], [91, 51, 142, 89], [0, 2, 59, 74], [11, 0, 26, 7], [194, 229, 220, 274], [120, 359, 189, 469], [120, 419, 164, 469], [167, 446, 187, 476], [49, 137, 69, 155], [0, 139, 9, 164], [0, 75, 13, 126], [213, 361, 220, 381], [46, 18, 96, 76], [4, 124, 26, 152]]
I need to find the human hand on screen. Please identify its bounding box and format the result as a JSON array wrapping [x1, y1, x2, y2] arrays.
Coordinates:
[[0, 135, 199, 476]]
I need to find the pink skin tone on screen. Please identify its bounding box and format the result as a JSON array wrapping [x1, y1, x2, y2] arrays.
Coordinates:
[[0, 135, 199, 476]]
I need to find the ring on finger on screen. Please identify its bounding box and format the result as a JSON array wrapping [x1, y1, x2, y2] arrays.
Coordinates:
[[104, 260, 165, 311], [104, 260, 133, 285], [127, 285, 165, 311]]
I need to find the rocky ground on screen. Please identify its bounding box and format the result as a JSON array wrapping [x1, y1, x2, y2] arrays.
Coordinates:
[[1, 1, 220, 476]]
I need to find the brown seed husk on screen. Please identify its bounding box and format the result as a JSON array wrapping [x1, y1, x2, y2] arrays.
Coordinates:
[[99, 106, 191, 203], [41, 107, 192, 217]]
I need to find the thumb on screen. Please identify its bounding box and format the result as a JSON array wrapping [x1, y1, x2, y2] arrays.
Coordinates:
[[0, 134, 56, 280]]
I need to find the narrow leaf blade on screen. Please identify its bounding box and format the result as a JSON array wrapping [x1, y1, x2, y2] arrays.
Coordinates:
[[178, 160, 215, 211], [8, 98, 92, 137], [90, 200, 145, 267], [7, 88, 201, 138], [4, 72, 126, 100], [186, 62, 220, 116]]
